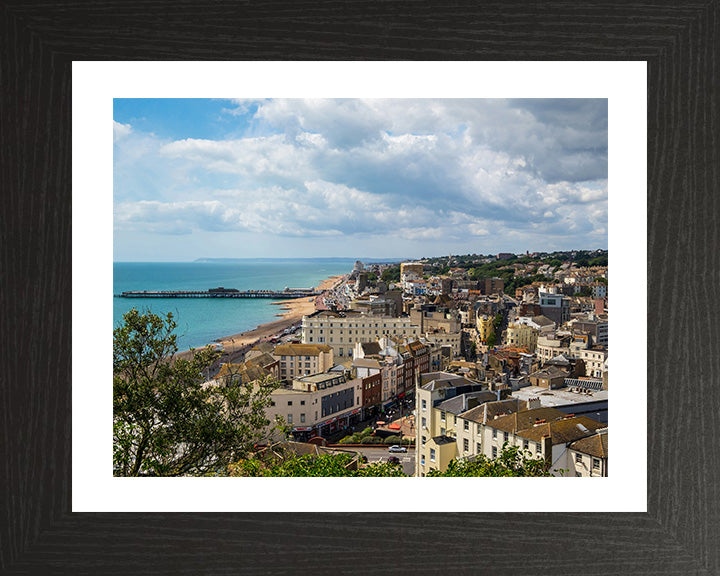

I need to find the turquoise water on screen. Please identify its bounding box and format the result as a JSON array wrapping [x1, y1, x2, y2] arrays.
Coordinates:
[[113, 259, 354, 350]]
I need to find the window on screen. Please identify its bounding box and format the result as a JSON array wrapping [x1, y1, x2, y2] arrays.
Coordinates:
[[421, 417, 427, 428], [421, 455, 425, 465], [536, 443, 542, 455], [575, 453, 583, 464], [492, 446, 497, 458], [492, 429, 497, 440], [300, 400, 305, 406], [476, 442, 481, 453], [463, 439, 469, 452], [503, 432, 509, 442], [300, 413, 305, 423], [593, 458, 601, 470], [287, 414, 293, 424], [477, 423, 481, 434], [440, 428, 445, 436], [463, 421, 469, 431], [422, 435, 427, 445], [421, 399, 427, 410], [440, 411, 446, 422], [523, 440, 529, 451], [288, 401, 292, 406], [430, 449, 436, 462]]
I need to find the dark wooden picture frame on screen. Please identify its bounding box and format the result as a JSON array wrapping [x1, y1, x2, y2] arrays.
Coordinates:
[[2, 2, 718, 574]]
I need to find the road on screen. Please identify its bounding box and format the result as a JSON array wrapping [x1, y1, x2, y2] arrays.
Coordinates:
[[352, 446, 415, 476]]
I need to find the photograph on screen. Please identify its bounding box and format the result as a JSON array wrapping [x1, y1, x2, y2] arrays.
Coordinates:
[[4, 2, 716, 566], [112, 97, 609, 479]]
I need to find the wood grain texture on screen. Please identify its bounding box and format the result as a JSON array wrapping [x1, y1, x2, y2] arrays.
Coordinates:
[[1, 1, 718, 574]]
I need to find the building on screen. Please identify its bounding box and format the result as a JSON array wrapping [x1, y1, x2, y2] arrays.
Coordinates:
[[571, 317, 609, 347], [484, 277, 504, 295], [536, 334, 571, 364], [505, 321, 539, 352], [410, 304, 462, 334], [539, 291, 571, 326], [473, 407, 606, 476], [273, 343, 334, 382], [476, 315, 494, 343], [527, 366, 569, 389], [301, 310, 420, 358], [266, 372, 363, 442], [423, 329, 461, 357], [415, 372, 487, 476], [567, 429, 609, 476], [400, 262, 424, 281]]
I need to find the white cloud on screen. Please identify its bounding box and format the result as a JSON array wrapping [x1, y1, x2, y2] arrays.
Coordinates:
[[114, 98, 608, 255], [113, 121, 132, 142]]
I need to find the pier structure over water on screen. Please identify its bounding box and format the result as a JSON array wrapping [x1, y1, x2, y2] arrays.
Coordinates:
[[115, 287, 321, 299]]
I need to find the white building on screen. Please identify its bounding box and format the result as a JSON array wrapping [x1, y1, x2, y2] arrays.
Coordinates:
[[301, 310, 420, 358]]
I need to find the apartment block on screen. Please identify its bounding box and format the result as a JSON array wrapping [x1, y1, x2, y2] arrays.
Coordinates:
[[301, 310, 420, 358], [266, 372, 363, 442], [274, 343, 333, 382]]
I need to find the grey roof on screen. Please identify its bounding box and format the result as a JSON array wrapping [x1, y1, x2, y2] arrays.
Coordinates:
[[430, 435, 456, 446], [531, 315, 556, 326], [530, 365, 569, 379], [361, 341, 382, 356], [546, 354, 571, 366], [436, 391, 496, 415], [421, 375, 474, 392], [419, 372, 467, 391]]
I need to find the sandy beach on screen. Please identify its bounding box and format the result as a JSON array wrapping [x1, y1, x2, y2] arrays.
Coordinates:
[[202, 274, 346, 362]]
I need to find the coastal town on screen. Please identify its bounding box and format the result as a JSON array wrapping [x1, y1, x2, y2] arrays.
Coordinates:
[[202, 250, 609, 477]]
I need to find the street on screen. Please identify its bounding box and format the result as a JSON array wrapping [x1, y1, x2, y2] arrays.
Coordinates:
[[352, 446, 415, 476]]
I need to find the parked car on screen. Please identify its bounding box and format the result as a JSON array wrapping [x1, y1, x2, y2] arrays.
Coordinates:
[[388, 445, 407, 453]]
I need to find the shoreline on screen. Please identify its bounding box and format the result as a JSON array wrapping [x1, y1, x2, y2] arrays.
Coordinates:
[[175, 274, 346, 363]]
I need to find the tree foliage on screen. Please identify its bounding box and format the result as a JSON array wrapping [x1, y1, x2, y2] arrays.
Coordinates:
[[113, 308, 281, 476], [426, 444, 553, 477], [228, 452, 406, 477], [381, 265, 401, 284]]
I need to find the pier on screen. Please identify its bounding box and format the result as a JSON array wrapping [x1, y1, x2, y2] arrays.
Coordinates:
[[115, 287, 320, 299]]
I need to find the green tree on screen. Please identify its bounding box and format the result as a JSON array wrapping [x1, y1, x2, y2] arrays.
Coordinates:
[[486, 332, 497, 348], [426, 444, 552, 477], [493, 312, 504, 330], [381, 265, 401, 284], [228, 452, 406, 477], [113, 308, 281, 476]]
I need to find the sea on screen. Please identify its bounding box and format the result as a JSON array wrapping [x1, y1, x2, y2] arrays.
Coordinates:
[[113, 259, 356, 351]]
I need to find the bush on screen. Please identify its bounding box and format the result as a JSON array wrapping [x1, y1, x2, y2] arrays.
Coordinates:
[[359, 427, 374, 438], [383, 435, 403, 445], [338, 434, 358, 444]]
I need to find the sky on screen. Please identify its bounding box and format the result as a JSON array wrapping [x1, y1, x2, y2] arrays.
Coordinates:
[[113, 98, 608, 262]]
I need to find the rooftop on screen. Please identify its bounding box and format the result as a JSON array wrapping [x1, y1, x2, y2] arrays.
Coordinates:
[[435, 391, 497, 415], [569, 430, 609, 458], [459, 398, 524, 424], [516, 416, 605, 444], [274, 343, 332, 356], [511, 386, 608, 407]]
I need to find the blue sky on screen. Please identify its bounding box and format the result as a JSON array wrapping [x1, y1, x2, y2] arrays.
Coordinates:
[[113, 98, 608, 261]]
